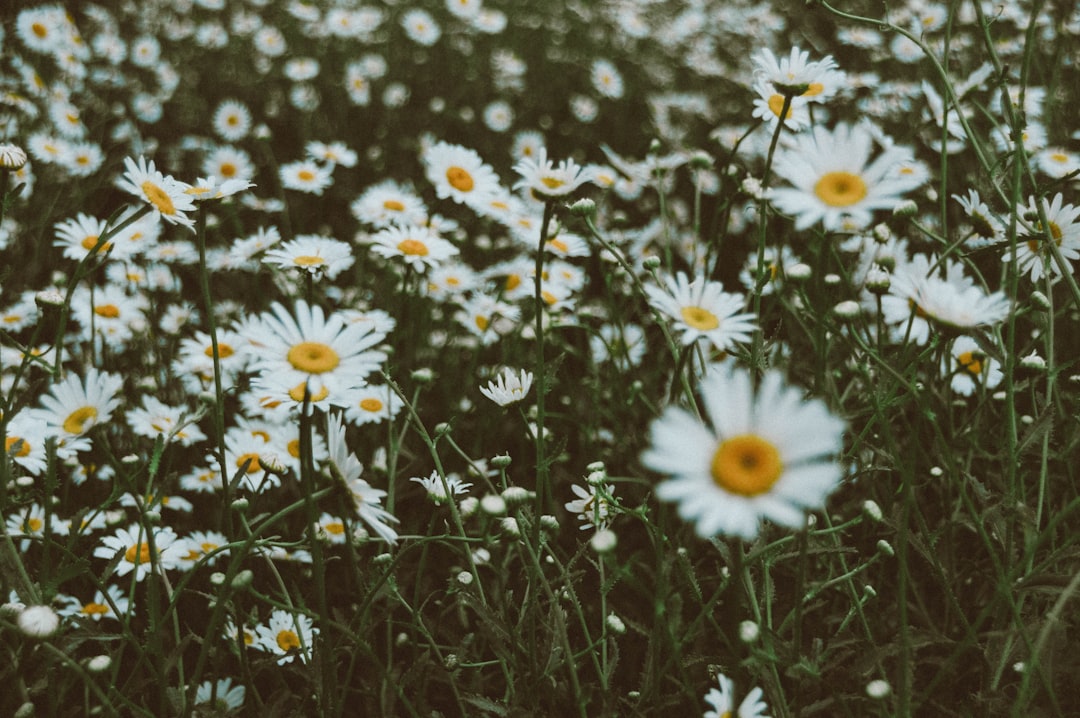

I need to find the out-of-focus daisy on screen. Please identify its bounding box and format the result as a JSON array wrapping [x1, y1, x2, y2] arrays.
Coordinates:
[[118, 491, 194, 514], [886, 254, 1010, 336], [256, 609, 318, 665], [279, 159, 333, 195], [423, 141, 501, 209], [479, 368, 534, 406], [739, 245, 801, 296], [641, 364, 846, 541], [454, 293, 521, 346], [326, 412, 398, 543], [64, 142, 104, 177], [315, 512, 354, 544], [411, 470, 472, 505], [351, 180, 429, 228], [33, 368, 123, 439], [645, 272, 756, 352], [4, 412, 50, 475], [6, 503, 70, 551], [565, 482, 615, 531], [752, 46, 844, 102], [116, 156, 196, 230], [194, 677, 245, 713], [202, 145, 256, 184], [126, 396, 207, 446], [703, 671, 770, 718], [369, 224, 459, 270], [1036, 147, 1080, 179], [447, 0, 483, 19], [513, 146, 594, 201], [56, 584, 129, 623], [70, 284, 149, 346], [306, 140, 357, 168], [1011, 193, 1080, 282], [771, 123, 922, 232], [174, 329, 249, 392], [590, 322, 647, 369], [263, 234, 355, 279], [94, 524, 183, 581], [426, 261, 481, 300], [750, 79, 812, 132], [342, 384, 404, 425], [943, 336, 1003, 397], [175, 530, 229, 570], [401, 8, 440, 46], [591, 59, 624, 99], [185, 176, 255, 203], [212, 99, 252, 142]]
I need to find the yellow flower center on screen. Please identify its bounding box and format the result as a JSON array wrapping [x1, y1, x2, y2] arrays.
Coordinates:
[[125, 542, 152, 565], [1027, 221, 1063, 253], [63, 406, 98, 434], [141, 180, 177, 216], [276, 629, 301, 652], [767, 94, 793, 118], [814, 171, 868, 207], [710, 434, 784, 496], [297, 169, 316, 182], [287, 341, 340, 374], [81, 602, 110, 616], [680, 305, 720, 331], [219, 162, 237, 177], [383, 199, 405, 211], [95, 304, 121, 319], [446, 166, 474, 192], [288, 381, 329, 403], [80, 235, 112, 252], [325, 521, 345, 535], [25, 517, 43, 532], [803, 82, 824, 97], [237, 452, 261, 474], [474, 315, 489, 331], [541, 176, 566, 190], [505, 274, 521, 292], [287, 438, 301, 458], [293, 255, 326, 267], [957, 351, 983, 376], [32, 22, 48, 38], [398, 238, 429, 256], [547, 238, 569, 253], [6, 436, 30, 457], [204, 343, 234, 358], [360, 398, 384, 412]]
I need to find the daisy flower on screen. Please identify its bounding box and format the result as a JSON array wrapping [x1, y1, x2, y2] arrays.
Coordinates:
[[6, 503, 70, 551], [263, 234, 355, 279], [256, 609, 319, 665], [591, 59, 624, 99], [33, 367, 124, 438], [202, 145, 256, 184], [93, 524, 183, 581], [342, 384, 404, 426], [953, 189, 1004, 246], [212, 99, 252, 142], [306, 140, 357, 168], [175, 530, 229, 570], [426, 261, 481, 300], [125, 396, 207, 446], [279, 159, 333, 195], [369, 224, 459, 271], [351, 180, 429, 228], [479, 368, 534, 406], [423, 141, 501, 209], [116, 156, 196, 230], [513, 146, 594, 201], [4, 412, 50, 475], [753, 45, 843, 101], [645, 272, 757, 353], [194, 678, 245, 713], [886, 254, 1010, 337], [326, 412, 399, 543], [565, 483, 616, 531], [703, 672, 770, 718], [411, 470, 472, 505], [590, 323, 647, 369], [454, 293, 521, 345], [943, 336, 1003, 397], [244, 300, 387, 398], [770, 123, 921, 232], [750, 79, 812, 132], [56, 584, 129, 623], [641, 363, 847, 541], [1011, 193, 1080, 282], [401, 9, 441, 46]]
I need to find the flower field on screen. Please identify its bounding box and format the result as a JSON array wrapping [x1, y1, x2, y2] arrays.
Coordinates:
[[2, 0, 1079, 715]]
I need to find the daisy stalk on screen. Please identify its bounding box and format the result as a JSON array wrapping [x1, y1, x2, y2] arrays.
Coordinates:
[[532, 200, 555, 526]]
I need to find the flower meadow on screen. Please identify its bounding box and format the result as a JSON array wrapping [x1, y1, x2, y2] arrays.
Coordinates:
[[2, 0, 1080, 715]]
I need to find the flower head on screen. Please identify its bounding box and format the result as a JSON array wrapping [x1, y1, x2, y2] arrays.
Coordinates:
[[479, 368, 534, 406], [644, 272, 757, 352], [642, 364, 846, 541], [513, 146, 593, 201], [117, 156, 196, 230]]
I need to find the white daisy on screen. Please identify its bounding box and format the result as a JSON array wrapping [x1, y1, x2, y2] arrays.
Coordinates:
[[262, 234, 355, 279], [512, 146, 594, 201], [423, 141, 501, 209], [93, 524, 184, 582], [644, 272, 757, 352], [326, 412, 399, 543], [641, 363, 847, 541], [369, 224, 459, 271], [279, 159, 333, 195], [943, 335, 1003, 397], [116, 156, 196, 230], [212, 99, 252, 142], [255, 609, 318, 665], [1010, 193, 1080, 282], [479, 368, 534, 406], [703, 671, 770, 718]]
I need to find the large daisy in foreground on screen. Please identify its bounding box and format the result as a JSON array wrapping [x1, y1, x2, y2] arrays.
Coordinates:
[[770, 123, 921, 232], [641, 364, 846, 541]]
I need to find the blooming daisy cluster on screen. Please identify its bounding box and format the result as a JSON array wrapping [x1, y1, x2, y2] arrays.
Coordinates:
[[1, 0, 1079, 714]]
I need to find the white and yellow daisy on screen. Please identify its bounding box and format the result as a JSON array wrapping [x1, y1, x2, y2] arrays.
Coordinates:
[[212, 99, 252, 142], [125, 396, 207, 446], [202, 145, 256, 184], [513, 146, 594, 201], [326, 412, 399, 543], [351, 180, 429, 228], [770, 123, 922, 232], [56, 584, 129, 623], [263, 234, 355, 279], [641, 363, 846, 541], [1011, 193, 1080, 282], [4, 412, 50, 475], [93, 524, 183, 582], [342, 384, 404, 426], [279, 159, 333, 195], [32, 367, 124, 439], [479, 368, 534, 407], [401, 8, 440, 46], [943, 336, 1003, 397], [116, 156, 196, 230], [369, 224, 459, 271], [703, 671, 770, 718], [423, 141, 501, 209], [644, 272, 757, 353], [255, 610, 318, 665]]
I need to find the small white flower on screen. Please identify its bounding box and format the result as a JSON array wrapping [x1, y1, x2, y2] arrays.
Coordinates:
[[479, 368, 534, 406], [18, 605, 61, 638]]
